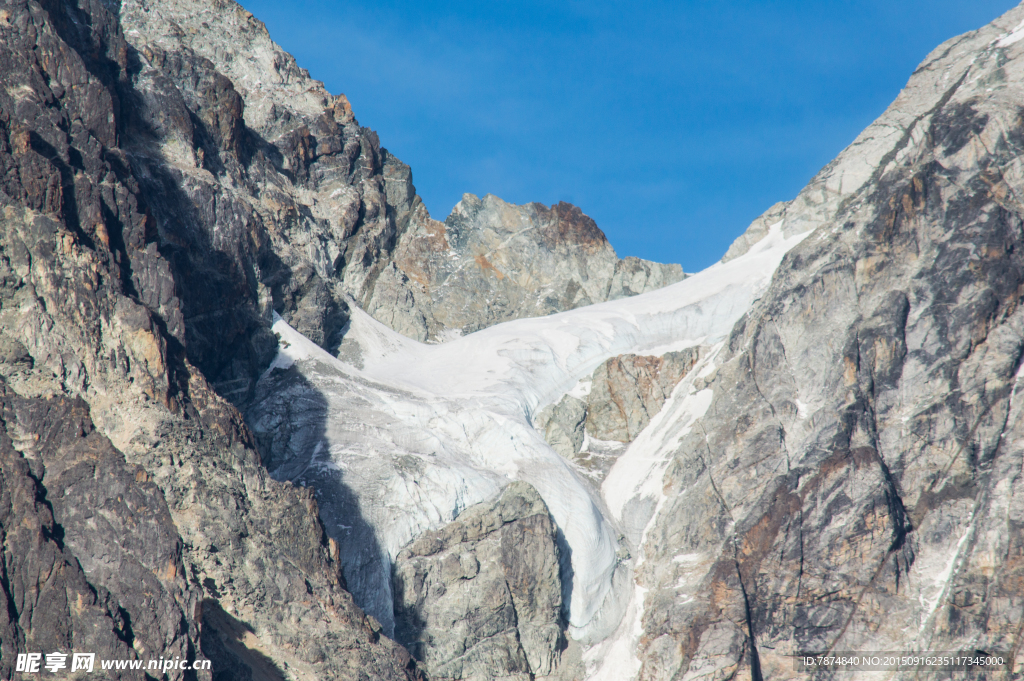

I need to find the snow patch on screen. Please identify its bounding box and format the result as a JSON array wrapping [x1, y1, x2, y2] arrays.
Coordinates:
[[568, 377, 594, 399], [918, 521, 974, 627], [604, 387, 714, 521], [997, 18, 1024, 46], [585, 583, 647, 681]]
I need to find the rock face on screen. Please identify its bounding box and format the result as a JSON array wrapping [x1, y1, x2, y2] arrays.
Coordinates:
[[537, 394, 589, 459], [117, 0, 399, 404], [371, 193, 685, 341], [0, 0, 420, 678], [585, 349, 701, 443], [605, 6, 1024, 679], [393, 482, 571, 680], [535, 349, 700, 468], [0, 379, 200, 679]]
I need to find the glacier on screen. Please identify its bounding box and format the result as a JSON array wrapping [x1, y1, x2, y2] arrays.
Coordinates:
[[247, 221, 809, 656]]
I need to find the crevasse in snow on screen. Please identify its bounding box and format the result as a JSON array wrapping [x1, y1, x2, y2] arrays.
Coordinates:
[[249, 222, 808, 657]]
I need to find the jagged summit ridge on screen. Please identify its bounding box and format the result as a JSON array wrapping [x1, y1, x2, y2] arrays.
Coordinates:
[[727, 4, 1024, 265], [372, 191, 685, 341], [120, 0, 684, 355]]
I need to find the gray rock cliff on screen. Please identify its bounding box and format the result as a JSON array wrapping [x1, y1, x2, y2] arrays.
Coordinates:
[[0, 0, 421, 677], [535, 349, 701, 481], [371, 193, 685, 341], [393, 482, 574, 681], [616, 6, 1024, 678], [585, 350, 701, 444], [0, 378, 199, 679]]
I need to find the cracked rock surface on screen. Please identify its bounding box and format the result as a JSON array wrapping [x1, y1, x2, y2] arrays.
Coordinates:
[[585, 349, 702, 444], [393, 482, 576, 681], [617, 7, 1024, 678], [372, 193, 685, 341], [0, 0, 421, 678]]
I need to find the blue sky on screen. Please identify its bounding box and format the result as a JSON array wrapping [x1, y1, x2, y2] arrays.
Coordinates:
[[240, 0, 1017, 272]]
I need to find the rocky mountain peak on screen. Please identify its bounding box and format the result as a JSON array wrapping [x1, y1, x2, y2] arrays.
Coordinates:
[[371, 190, 684, 341], [534, 199, 610, 251]]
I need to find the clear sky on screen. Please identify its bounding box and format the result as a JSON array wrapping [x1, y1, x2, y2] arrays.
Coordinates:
[[239, 0, 1017, 272]]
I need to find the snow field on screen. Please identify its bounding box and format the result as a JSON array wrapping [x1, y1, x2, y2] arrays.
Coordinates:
[[257, 222, 808, 658]]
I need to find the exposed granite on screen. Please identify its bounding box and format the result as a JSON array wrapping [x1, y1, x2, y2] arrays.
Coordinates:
[[372, 194, 686, 341], [3, 385, 201, 672], [536, 395, 589, 460], [0, 378, 187, 680], [585, 349, 702, 443], [393, 482, 575, 680], [0, 0, 420, 678], [535, 348, 701, 482], [621, 6, 1024, 678]]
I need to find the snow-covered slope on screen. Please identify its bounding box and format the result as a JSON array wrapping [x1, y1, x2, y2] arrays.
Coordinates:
[[247, 222, 808, 648]]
